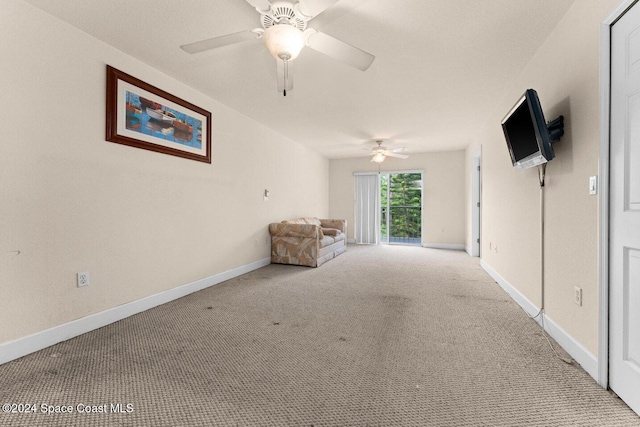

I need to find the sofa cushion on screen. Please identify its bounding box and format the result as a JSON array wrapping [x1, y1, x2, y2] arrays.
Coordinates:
[[322, 228, 340, 236], [319, 235, 335, 247], [303, 217, 322, 226], [282, 218, 307, 225], [320, 219, 346, 232], [319, 239, 345, 258]]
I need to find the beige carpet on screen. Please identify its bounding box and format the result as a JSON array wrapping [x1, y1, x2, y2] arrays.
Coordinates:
[[0, 245, 638, 426]]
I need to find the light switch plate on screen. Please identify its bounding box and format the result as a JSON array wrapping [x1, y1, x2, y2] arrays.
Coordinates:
[[574, 286, 582, 306], [589, 176, 598, 195]]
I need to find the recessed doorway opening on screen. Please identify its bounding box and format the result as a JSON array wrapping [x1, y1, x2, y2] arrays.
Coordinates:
[[379, 172, 423, 246]]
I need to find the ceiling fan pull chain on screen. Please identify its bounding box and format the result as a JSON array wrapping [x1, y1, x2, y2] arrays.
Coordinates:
[[283, 60, 288, 96]]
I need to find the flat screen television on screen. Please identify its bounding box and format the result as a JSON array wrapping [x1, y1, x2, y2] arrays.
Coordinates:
[[501, 89, 562, 170]]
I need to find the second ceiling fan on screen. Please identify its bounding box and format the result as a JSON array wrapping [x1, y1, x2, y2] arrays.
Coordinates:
[[368, 140, 409, 163], [180, 0, 375, 95]]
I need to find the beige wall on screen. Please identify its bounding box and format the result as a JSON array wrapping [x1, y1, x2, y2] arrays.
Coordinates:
[[468, 0, 618, 356], [329, 151, 465, 246], [0, 0, 328, 344]]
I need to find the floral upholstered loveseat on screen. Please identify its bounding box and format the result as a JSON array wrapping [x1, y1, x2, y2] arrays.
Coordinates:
[[269, 217, 347, 267]]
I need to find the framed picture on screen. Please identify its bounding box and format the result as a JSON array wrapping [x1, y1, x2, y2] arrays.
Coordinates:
[[106, 65, 212, 163]]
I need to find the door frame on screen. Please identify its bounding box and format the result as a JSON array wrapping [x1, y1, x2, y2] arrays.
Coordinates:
[[598, 0, 639, 389], [471, 146, 482, 257]]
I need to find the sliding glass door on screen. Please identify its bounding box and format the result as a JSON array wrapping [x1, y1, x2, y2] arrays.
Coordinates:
[[380, 172, 422, 245]]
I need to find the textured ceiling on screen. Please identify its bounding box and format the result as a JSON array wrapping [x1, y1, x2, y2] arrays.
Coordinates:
[[23, 0, 576, 159]]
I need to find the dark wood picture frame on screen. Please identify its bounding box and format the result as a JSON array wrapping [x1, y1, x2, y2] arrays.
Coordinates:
[[106, 65, 212, 163]]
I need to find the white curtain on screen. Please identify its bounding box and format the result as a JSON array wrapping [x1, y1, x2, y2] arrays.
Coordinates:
[[355, 174, 379, 244]]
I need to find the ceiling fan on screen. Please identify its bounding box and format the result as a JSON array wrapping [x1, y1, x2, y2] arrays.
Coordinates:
[[180, 0, 375, 95], [368, 140, 409, 163]]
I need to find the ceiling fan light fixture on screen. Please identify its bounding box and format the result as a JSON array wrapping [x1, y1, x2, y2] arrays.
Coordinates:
[[372, 153, 386, 163], [263, 24, 304, 61]]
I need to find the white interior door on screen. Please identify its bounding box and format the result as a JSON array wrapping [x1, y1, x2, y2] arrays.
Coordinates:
[[610, 0, 640, 415]]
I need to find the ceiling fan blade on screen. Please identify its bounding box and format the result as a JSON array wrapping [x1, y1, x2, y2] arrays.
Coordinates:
[[245, 0, 272, 13], [276, 60, 294, 93], [305, 30, 374, 71], [297, 0, 340, 19], [392, 147, 408, 153], [385, 152, 409, 159], [180, 30, 259, 54]]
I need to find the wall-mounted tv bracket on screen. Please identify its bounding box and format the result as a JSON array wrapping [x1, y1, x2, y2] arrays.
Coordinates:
[[547, 115, 564, 143], [538, 115, 563, 188]]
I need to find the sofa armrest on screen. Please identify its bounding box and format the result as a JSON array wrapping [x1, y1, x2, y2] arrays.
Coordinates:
[[320, 219, 347, 233], [269, 223, 320, 239]]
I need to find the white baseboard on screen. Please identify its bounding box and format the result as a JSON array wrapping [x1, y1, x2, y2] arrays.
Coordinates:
[[543, 314, 598, 379], [0, 257, 271, 365], [465, 246, 482, 258], [422, 243, 466, 250], [481, 260, 542, 322], [480, 260, 599, 382], [347, 239, 357, 244]]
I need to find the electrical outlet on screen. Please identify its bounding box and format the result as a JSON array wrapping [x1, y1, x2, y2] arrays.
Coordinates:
[[77, 272, 89, 288], [253, 238, 258, 247], [574, 286, 582, 306], [264, 235, 270, 245]]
